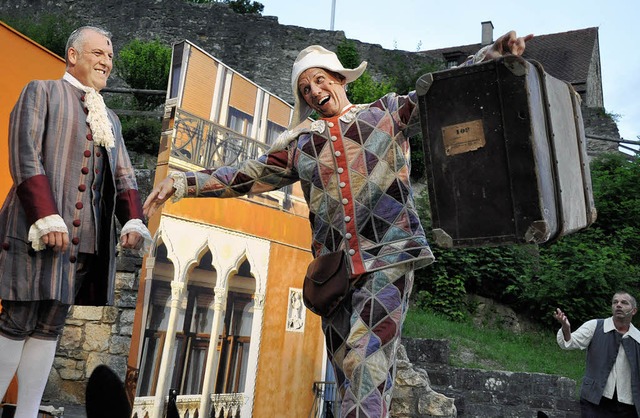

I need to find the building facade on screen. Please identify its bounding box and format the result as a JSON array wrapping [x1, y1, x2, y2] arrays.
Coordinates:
[[126, 41, 328, 418]]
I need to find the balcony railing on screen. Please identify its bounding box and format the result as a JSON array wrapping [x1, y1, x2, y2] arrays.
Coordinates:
[[310, 381, 337, 418], [171, 108, 270, 170], [169, 107, 295, 209], [131, 392, 244, 418]]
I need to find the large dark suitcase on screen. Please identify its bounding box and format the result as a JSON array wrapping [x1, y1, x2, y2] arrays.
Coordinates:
[[416, 55, 596, 248]]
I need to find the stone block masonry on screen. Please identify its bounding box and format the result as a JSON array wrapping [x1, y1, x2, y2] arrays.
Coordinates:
[[403, 338, 581, 417], [43, 254, 143, 405]]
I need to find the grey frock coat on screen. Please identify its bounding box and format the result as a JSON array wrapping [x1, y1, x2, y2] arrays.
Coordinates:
[[0, 78, 144, 306]]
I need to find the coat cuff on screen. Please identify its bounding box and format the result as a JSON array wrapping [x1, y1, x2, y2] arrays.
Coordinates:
[[17, 174, 58, 225], [115, 189, 144, 224]]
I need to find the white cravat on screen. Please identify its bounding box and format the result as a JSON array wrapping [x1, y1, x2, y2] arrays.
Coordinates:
[[63, 72, 115, 149]]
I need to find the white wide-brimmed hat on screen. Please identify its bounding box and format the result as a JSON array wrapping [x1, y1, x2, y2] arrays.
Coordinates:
[[289, 45, 367, 129]]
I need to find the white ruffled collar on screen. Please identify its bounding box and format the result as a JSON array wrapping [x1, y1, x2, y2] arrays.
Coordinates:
[[268, 104, 368, 152], [310, 104, 368, 134], [63, 73, 115, 149]]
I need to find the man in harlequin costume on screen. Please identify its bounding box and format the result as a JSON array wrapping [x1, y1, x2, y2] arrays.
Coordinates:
[[144, 30, 532, 418]]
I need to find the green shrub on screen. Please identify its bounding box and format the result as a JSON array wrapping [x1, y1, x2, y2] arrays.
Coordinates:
[[115, 39, 171, 110], [120, 116, 161, 156], [504, 153, 640, 328], [1, 14, 78, 58]]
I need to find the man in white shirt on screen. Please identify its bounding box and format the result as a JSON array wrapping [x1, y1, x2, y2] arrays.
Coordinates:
[[555, 292, 640, 417]]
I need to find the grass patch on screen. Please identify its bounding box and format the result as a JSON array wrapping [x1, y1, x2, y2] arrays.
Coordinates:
[[403, 308, 586, 395]]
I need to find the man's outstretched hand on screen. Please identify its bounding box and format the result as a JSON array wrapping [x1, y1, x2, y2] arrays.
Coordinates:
[[484, 30, 534, 61], [143, 177, 176, 219]]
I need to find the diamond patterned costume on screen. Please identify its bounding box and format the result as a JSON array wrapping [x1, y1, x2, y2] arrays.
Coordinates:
[[181, 91, 433, 417], [182, 91, 434, 275]]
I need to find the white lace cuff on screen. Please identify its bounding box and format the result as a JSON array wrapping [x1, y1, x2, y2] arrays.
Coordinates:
[[28, 214, 68, 251], [169, 171, 187, 202], [119, 218, 153, 256]]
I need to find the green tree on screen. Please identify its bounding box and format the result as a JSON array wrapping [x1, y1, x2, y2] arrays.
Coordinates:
[[226, 0, 264, 14], [115, 38, 171, 110], [504, 152, 640, 328], [335, 39, 394, 104], [186, 0, 264, 14], [411, 144, 640, 327], [589, 152, 640, 262], [1, 14, 78, 58], [112, 38, 171, 157]]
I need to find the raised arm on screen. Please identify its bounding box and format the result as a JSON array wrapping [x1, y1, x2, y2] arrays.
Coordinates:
[[554, 308, 572, 342], [483, 30, 534, 61]]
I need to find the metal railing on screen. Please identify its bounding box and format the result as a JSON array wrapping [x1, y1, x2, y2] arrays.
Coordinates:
[[131, 392, 244, 418], [309, 381, 337, 418], [171, 108, 270, 169], [168, 108, 295, 208]]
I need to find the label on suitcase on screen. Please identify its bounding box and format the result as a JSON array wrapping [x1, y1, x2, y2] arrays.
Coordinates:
[[416, 55, 596, 248]]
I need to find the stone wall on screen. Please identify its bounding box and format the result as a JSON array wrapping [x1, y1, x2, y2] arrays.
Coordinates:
[[403, 338, 581, 418], [582, 106, 622, 155], [0, 0, 436, 105], [44, 255, 143, 404], [0, 0, 622, 149]]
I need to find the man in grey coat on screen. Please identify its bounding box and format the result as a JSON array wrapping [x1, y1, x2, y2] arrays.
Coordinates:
[[0, 26, 151, 417], [555, 292, 640, 417]]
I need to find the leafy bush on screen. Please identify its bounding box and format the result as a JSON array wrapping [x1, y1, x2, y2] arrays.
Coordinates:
[[120, 116, 161, 156], [115, 39, 171, 110], [504, 152, 640, 328], [335, 39, 395, 104], [411, 188, 538, 320], [1, 14, 78, 58], [226, 0, 264, 14]]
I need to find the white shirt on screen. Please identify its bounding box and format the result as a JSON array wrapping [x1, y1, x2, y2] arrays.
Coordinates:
[[557, 317, 640, 405]]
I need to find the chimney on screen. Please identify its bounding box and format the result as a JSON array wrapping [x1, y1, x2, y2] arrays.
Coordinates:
[[481, 21, 494, 46]]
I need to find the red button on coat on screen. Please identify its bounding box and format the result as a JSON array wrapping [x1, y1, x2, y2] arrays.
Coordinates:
[[81, 167, 89, 175], [78, 184, 87, 192], [84, 150, 92, 158], [69, 256, 77, 263], [71, 237, 80, 245], [87, 134, 93, 141], [75, 202, 83, 209], [73, 219, 81, 227]]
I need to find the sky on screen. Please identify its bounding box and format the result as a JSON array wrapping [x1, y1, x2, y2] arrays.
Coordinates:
[[260, 0, 640, 150]]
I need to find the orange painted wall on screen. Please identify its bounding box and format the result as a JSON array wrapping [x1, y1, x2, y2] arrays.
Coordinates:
[[253, 242, 326, 416], [181, 47, 217, 120], [0, 21, 65, 202], [162, 196, 311, 250]]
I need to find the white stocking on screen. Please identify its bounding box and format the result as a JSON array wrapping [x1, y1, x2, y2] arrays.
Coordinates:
[[0, 334, 25, 401], [14, 337, 58, 418]]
